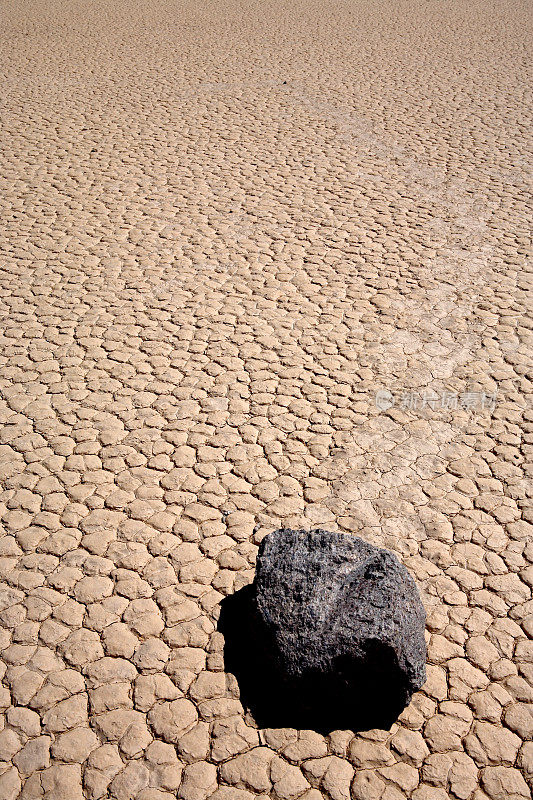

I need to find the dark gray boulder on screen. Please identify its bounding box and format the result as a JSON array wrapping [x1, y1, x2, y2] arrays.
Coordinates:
[[250, 528, 426, 730]]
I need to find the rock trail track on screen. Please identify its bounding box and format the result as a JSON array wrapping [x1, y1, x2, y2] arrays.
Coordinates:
[[0, 0, 532, 798]]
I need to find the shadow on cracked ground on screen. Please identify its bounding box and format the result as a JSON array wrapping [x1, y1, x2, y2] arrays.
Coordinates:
[[218, 584, 411, 734]]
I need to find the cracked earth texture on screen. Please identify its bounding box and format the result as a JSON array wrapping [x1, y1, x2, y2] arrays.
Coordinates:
[[0, 0, 532, 798]]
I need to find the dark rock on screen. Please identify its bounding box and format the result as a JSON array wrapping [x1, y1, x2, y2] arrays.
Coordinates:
[[218, 528, 426, 732]]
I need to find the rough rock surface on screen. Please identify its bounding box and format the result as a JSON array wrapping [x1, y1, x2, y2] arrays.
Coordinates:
[[253, 529, 426, 727]]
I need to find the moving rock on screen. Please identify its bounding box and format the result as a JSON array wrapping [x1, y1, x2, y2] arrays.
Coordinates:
[[219, 528, 427, 732]]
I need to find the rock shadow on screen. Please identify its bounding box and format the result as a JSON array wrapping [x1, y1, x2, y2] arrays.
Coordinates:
[[218, 584, 411, 734]]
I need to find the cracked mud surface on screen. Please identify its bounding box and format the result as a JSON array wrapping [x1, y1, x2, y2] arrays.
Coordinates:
[[0, 0, 532, 797]]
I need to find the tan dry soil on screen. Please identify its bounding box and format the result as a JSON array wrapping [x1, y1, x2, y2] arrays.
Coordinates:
[[0, 0, 532, 798]]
